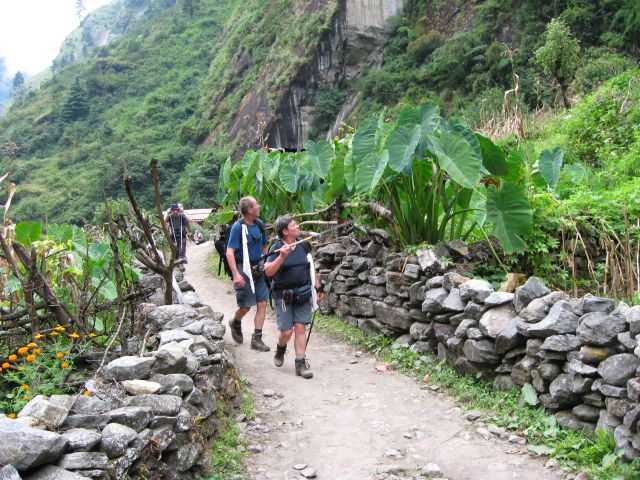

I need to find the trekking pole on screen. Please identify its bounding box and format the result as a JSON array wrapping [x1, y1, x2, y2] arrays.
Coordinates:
[[306, 308, 319, 348]]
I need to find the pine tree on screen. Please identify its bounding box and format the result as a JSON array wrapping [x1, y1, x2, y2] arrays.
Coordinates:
[[61, 79, 90, 122], [12, 71, 24, 91]]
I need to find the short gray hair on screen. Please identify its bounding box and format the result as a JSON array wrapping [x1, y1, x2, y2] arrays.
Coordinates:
[[239, 196, 256, 216], [274, 215, 294, 238]]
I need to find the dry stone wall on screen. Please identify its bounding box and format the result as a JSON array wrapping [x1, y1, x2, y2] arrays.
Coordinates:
[[316, 236, 640, 461], [0, 269, 236, 479]]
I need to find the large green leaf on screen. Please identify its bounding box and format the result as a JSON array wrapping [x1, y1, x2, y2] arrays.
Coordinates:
[[417, 102, 440, 157], [386, 124, 421, 173], [327, 153, 345, 200], [477, 134, 507, 176], [352, 117, 377, 163], [397, 105, 421, 126], [486, 183, 532, 253], [538, 146, 563, 188], [355, 151, 388, 194], [430, 131, 481, 189], [447, 120, 482, 162], [241, 154, 260, 195], [344, 143, 355, 192], [505, 147, 526, 183], [279, 160, 300, 193], [306, 140, 334, 179], [302, 190, 314, 213], [15, 221, 42, 246]]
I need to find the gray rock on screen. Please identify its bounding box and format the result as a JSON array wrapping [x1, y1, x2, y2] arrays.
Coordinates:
[[484, 291, 514, 306], [606, 397, 635, 418], [538, 361, 562, 381], [300, 467, 317, 479], [62, 414, 110, 429], [598, 354, 640, 386], [464, 301, 492, 320], [421, 288, 449, 313], [527, 301, 578, 337], [514, 277, 550, 310], [174, 442, 203, 472], [566, 359, 598, 377], [525, 338, 543, 357], [350, 297, 375, 317], [410, 341, 435, 355], [409, 321, 434, 341], [184, 320, 225, 339], [415, 248, 446, 274], [373, 301, 413, 331], [100, 423, 137, 458], [628, 378, 640, 402], [425, 275, 444, 289], [123, 394, 182, 416], [459, 279, 494, 303], [479, 304, 517, 339], [597, 409, 622, 433], [122, 380, 162, 395], [434, 324, 455, 343], [153, 341, 198, 375], [106, 407, 152, 432], [572, 404, 601, 422], [579, 345, 615, 364], [17, 395, 73, 429], [0, 465, 21, 480], [614, 425, 637, 461], [555, 411, 595, 433], [623, 406, 640, 432], [442, 272, 470, 291], [185, 387, 217, 418], [403, 263, 422, 279], [61, 428, 102, 452], [577, 296, 615, 315], [70, 395, 109, 415], [583, 392, 605, 407], [463, 339, 500, 364], [148, 373, 194, 393], [181, 291, 201, 306], [101, 356, 156, 381], [520, 291, 568, 322], [511, 356, 538, 385], [626, 305, 640, 336], [57, 452, 109, 470], [540, 334, 581, 352], [454, 319, 477, 338], [592, 379, 628, 398], [467, 327, 485, 340], [495, 321, 526, 354], [576, 312, 627, 346], [618, 331, 637, 350], [24, 465, 87, 480], [549, 374, 581, 407], [158, 329, 194, 346], [0, 418, 67, 470], [441, 288, 466, 312], [147, 304, 199, 329]]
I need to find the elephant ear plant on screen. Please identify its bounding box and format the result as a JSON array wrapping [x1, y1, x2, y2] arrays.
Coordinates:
[[216, 102, 563, 256]]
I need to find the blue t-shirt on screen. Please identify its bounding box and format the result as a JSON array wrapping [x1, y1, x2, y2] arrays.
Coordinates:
[[267, 240, 311, 290], [226, 220, 268, 262]]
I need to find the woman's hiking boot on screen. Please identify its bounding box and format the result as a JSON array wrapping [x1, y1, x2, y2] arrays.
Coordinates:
[[250, 333, 270, 352], [274, 344, 287, 367], [229, 319, 243, 344], [295, 358, 313, 379]]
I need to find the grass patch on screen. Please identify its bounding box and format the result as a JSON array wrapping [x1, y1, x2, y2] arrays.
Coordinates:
[[315, 314, 640, 480], [202, 379, 255, 480]]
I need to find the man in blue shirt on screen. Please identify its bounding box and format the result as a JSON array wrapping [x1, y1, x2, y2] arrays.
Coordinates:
[[225, 196, 270, 352]]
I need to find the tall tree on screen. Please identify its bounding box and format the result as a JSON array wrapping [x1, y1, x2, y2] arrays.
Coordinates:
[[535, 18, 580, 108], [61, 79, 90, 122], [12, 71, 24, 91], [75, 0, 85, 18]]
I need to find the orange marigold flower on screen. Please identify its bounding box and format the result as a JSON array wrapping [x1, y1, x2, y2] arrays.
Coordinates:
[[56, 352, 64, 359], [88, 332, 97, 337], [8, 355, 17, 361], [25, 355, 36, 362], [60, 362, 69, 369], [21, 384, 29, 391], [32, 348, 41, 354], [34, 333, 44, 339], [0, 368, 3, 373], [22, 395, 29, 400], [7, 413, 16, 419], [17, 347, 28, 355], [64, 351, 70, 355], [27, 342, 37, 348], [68, 333, 80, 339], [55, 326, 66, 332], [17, 367, 24, 371], [82, 390, 91, 396], [1, 363, 9, 370], [50, 331, 59, 336]]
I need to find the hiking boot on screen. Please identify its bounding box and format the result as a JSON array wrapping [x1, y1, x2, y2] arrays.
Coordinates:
[[295, 358, 313, 379], [229, 319, 243, 344], [250, 333, 270, 352], [274, 344, 287, 367]]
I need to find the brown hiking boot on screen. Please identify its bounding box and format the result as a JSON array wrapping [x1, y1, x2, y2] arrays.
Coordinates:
[[295, 358, 313, 379], [274, 344, 287, 367], [250, 333, 270, 352], [229, 319, 243, 344]]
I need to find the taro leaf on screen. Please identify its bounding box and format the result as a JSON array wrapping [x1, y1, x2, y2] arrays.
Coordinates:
[[241, 153, 260, 195], [327, 152, 345, 200], [397, 104, 421, 126], [470, 186, 487, 227], [220, 157, 232, 190], [352, 116, 377, 163], [306, 139, 334, 179], [446, 119, 482, 162], [417, 102, 440, 157], [355, 151, 389, 194], [279, 160, 300, 193], [100, 280, 118, 300], [505, 147, 526, 183], [386, 124, 421, 173], [528, 445, 554, 456], [4, 275, 21, 295], [302, 190, 314, 213], [486, 183, 532, 254], [344, 145, 355, 192], [477, 134, 507, 176], [430, 131, 481, 189], [47, 223, 74, 244], [538, 146, 563, 188], [521, 382, 540, 406], [15, 221, 42, 246], [531, 171, 548, 188]]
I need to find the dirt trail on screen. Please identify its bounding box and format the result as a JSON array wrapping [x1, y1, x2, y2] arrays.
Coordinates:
[[184, 242, 563, 480]]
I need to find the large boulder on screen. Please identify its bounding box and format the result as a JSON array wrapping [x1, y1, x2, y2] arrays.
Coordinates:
[[147, 304, 200, 330], [61, 428, 102, 452], [153, 341, 198, 375], [100, 423, 137, 459], [597, 354, 640, 387], [527, 301, 578, 337], [17, 395, 74, 429], [576, 312, 628, 346], [463, 339, 500, 364], [0, 418, 67, 470], [479, 304, 517, 339], [540, 334, 581, 352], [373, 301, 413, 331], [577, 296, 615, 315], [513, 277, 550, 311], [458, 279, 494, 303], [519, 291, 569, 322], [101, 356, 156, 381], [421, 288, 449, 313]]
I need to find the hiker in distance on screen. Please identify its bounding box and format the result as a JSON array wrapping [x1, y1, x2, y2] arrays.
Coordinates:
[[225, 196, 271, 352], [264, 215, 323, 379], [165, 203, 190, 264]]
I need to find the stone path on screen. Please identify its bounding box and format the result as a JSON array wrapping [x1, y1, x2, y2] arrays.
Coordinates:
[[184, 242, 565, 480]]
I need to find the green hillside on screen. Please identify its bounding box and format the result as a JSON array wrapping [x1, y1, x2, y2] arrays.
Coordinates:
[[0, 0, 638, 225]]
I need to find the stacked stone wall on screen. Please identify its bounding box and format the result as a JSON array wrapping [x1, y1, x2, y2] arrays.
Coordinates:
[[0, 270, 236, 479], [316, 236, 640, 460]]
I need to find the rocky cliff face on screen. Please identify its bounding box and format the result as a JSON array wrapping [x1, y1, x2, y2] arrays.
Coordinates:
[[225, 0, 405, 151]]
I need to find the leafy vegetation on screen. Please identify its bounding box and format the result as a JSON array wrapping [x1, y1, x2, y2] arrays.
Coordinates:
[[315, 313, 640, 480]]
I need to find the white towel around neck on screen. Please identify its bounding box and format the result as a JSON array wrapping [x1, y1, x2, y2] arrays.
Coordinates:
[[307, 252, 318, 312], [241, 223, 255, 293]]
